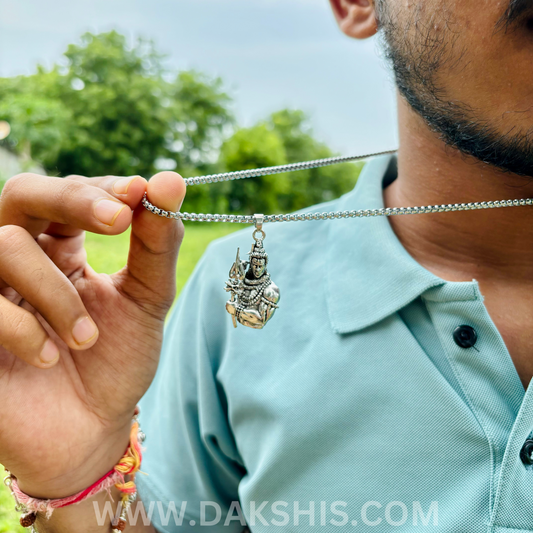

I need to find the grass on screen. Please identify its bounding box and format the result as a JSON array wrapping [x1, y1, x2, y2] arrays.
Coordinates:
[[0, 223, 238, 530], [0, 481, 25, 533]]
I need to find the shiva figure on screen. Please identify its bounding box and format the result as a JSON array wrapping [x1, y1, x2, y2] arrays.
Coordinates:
[[225, 239, 280, 329]]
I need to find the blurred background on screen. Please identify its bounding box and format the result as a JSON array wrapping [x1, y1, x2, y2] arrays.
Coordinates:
[[0, 0, 397, 213], [0, 3, 396, 526]]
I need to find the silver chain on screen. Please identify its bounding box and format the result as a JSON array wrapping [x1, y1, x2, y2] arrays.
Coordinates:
[[141, 150, 533, 223], [179, 150, 397, 186]]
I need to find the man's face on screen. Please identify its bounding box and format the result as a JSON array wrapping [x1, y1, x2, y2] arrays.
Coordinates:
[[251, 258, 266, 278], [377, 0, 533, 176]]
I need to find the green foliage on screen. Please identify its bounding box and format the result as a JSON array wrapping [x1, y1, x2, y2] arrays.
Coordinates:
[[0, 71, 70, 168], [219, 122, 289, 214], [269, 109, 363, 210], [53, 32, 169, 177], [215, 109, 363, 214], [167, 70, 232, 169], [0, 31, 361, 216], [0, 31, 233, 178], [164, 70, 234, 214]]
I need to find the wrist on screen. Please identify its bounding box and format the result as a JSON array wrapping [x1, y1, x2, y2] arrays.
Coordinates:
[[5, 412, 145, 533], [16, 420, 132, 500], [34, 484, 124, 533]]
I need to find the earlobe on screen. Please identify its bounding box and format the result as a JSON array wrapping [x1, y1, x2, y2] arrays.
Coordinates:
[[329, 0, 378, 40]]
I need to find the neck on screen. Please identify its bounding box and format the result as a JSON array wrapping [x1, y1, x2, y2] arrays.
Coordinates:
[[384, 96, 533, 283]]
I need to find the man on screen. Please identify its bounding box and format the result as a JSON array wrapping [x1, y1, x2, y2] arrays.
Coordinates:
[[1, 0, 532, 531]]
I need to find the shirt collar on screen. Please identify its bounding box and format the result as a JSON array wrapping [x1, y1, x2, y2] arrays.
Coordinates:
[[326, 154, 445, 334]]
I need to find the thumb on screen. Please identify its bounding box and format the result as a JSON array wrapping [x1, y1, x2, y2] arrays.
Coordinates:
[[120, 171, 187, 315]]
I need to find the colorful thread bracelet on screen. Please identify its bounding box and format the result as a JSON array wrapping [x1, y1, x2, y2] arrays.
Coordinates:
[[3, 407, 145, 533]]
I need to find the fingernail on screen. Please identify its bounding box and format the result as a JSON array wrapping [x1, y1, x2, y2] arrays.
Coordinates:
[[113, 176, 139, 195], [94, 199, 127, 226], [72, 317, 98, 345], [40, 339, 60, 365]]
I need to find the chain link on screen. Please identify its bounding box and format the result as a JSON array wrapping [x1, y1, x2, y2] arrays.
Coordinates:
[[182, 150, 396, 186], [142, 196, 533, 224], [141, 150, 533, 223]]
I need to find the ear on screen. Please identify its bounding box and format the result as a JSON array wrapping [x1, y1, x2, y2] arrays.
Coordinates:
[[329, 0, 378, 40]]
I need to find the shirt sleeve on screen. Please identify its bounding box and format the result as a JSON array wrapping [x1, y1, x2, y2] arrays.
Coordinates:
[[136, 249, 246, 533]]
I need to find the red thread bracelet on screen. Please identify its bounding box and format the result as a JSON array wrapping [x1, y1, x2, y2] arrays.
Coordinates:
[[3, 407, 145, 532]]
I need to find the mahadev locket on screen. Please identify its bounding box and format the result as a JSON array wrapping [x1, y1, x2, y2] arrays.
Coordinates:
[[142, 150, 533, 330], [224, 215, 280, 329]]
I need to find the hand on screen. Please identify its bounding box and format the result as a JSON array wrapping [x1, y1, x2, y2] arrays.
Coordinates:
[[0, 171, 186, 498]]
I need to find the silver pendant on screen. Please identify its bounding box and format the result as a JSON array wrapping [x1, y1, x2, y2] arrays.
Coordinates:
[[225, 215, 280, 329]]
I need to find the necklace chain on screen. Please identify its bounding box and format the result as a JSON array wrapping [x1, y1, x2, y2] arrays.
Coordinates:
[[180, 150, 397, 186], [141, 150, 533, 223]]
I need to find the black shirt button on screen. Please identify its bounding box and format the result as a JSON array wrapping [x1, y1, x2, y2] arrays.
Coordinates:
[[520, 440, 533, 466], [453, 325, 478, 349]]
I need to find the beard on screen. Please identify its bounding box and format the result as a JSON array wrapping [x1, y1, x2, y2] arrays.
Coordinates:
[[376, 0, 533, 177]]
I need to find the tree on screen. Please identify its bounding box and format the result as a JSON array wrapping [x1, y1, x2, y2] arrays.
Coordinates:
[[166, 71, 232, 170], [219, 123, 288, 214], [0, 71, 70, 169], [218, 109, 363, 214], [53, 32, 169, 177], [0, 31, 233, 178], [0, 32, 361, 216]]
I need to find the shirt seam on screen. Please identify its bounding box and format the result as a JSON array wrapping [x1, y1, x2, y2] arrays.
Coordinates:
[[422, 294, 479, 304]]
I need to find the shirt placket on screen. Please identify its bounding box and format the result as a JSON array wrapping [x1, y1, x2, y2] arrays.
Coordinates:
[[422, 282, 532, 531]]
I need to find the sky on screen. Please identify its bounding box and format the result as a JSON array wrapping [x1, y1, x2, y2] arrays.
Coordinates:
[[0, 0, 398, 155]]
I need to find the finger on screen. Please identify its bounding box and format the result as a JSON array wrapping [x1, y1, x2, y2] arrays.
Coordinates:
[[118, 172, 186, 315], [45, 175, 147, 238], [0, 294, 61, 368], [0, 173, 133, 238], [64, 174, 147, 209], [0, 225, 99, 350]]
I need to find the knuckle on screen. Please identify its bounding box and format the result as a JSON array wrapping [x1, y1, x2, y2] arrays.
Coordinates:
[[53, 179, 83, 208], [0, 224, 27, 250], [65, 174, 86, 182], [1, 173, 35, 200], [0, 226, 30, 275], [50, 276, 80, 309]]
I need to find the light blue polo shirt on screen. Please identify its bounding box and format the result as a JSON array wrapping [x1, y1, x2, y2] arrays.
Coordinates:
[[138, 155, 533, 532]]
